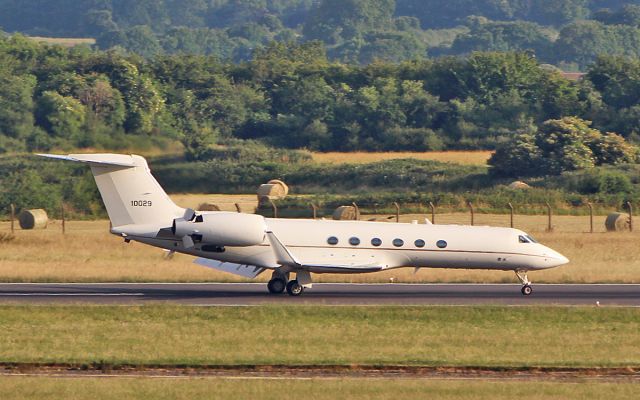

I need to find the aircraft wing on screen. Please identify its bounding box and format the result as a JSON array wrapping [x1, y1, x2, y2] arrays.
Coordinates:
[[193, 258, 266, 279], [266, 231, 387, 273]]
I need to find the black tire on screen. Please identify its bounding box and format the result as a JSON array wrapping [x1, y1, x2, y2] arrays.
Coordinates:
[[267, 278, 286, 294], [521, 285, 533, 296], [286, 280, 303, 296]]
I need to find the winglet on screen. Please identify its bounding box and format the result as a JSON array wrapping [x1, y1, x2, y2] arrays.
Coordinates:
[[266, 231, 300, 267]]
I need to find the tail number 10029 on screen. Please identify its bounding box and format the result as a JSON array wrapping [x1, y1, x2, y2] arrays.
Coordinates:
[[131, 200, 153, 207]]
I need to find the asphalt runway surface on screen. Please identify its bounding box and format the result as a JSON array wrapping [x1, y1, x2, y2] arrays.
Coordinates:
[[0, 283, 638, 305]]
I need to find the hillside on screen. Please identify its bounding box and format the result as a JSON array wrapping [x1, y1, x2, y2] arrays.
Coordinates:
[[0, 1, 639, 67]]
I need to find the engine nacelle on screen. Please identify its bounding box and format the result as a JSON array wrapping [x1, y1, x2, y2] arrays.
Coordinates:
[[172, 212, 266, 247]]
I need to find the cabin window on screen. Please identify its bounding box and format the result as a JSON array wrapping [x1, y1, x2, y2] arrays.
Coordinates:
[[393, 238, 404, 247], [195, 215, 204, 223], [371, 238, 382, 247], [414, 239, 425, 248], [436, 240, 447, 249], [349, 237, 361, 246], [518, 235, 531, 244], [327, 236, 339, 245]]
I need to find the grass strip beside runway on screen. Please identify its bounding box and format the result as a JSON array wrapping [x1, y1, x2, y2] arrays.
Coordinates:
[[0, 306, 638, 368], [0, 376, 638, 400]]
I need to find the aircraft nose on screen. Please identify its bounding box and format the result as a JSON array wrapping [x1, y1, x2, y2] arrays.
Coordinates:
[[545, 248, 569, 267]]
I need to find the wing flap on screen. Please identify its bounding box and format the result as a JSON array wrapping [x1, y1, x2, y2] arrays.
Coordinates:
[[194, 258, 265, 279]]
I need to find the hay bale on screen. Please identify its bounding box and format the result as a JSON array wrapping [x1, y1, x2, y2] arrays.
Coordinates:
[[18, 209, 48, 230], [267, 179, 289, 197], [605, 212, 630, 232], [509, 181, 530, 189], [257, 182, 288, 200], [196, 203, 220, 211], [332, 206, 357, 220]]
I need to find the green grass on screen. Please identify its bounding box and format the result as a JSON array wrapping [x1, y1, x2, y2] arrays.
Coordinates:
[[0, 306, 638, 368], [0, 377, 637, 400]]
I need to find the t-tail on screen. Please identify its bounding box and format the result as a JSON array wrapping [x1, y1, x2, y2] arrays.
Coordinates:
[[38, 153, 184, 229]]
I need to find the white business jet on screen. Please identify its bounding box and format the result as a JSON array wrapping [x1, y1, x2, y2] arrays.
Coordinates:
[[40, 153, 569, 296]]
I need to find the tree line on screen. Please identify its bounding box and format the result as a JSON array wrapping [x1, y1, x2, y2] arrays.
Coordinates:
[[1, 1, 640, 66], [3, 35, 640, 159]]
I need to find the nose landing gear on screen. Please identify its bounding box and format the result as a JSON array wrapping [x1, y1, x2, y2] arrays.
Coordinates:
[[515, 270, 533, 296]]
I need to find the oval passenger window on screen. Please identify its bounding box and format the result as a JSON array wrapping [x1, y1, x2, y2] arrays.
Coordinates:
[[349, 237, 360, 246], [371, 238, 382, 247], [392, 238, 404, 247], [436, 240, 447, 249], [327, 236, 339, 245], [414, 239, 425, 248]]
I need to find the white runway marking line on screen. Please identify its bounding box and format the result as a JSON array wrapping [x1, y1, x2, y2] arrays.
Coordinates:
[[0, 293, 145, 297]]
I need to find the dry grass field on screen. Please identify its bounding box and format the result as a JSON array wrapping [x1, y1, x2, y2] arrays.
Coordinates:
[[310, 151, 492, 165], [0, 212, 638, 283], [1, 377, 636, 400], [169, 193, 258, 213], [27, 36, 96, 47]]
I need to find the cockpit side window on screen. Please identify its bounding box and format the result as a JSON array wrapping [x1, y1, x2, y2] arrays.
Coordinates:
[[525, 235, 538, 243], [518, 235, 530, 244]]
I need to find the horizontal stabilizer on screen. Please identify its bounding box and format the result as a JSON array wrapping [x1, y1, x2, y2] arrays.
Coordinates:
[[38, 153, 137, 167], [194, 258, 265, 279]]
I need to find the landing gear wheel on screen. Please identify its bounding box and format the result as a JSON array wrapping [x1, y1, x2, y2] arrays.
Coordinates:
[[267, 278, 286, 294], [521, 285, 533, 296], [286, 280, 303, 296], [515, 270, 533, 296]]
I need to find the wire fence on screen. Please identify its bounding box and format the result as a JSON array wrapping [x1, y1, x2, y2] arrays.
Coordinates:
[[4, 200, 635, 235]]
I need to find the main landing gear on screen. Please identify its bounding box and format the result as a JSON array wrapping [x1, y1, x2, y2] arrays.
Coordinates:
[[515, 270, 533, 296], [267, 271, 310, 296]]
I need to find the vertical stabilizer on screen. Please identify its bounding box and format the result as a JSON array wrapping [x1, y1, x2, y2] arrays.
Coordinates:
[[39, 153, 184, 228]]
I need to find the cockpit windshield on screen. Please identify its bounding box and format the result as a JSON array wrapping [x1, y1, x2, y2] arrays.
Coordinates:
[[518, 234, 538, 244]]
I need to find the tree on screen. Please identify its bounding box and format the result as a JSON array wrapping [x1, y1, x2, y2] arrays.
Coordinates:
[[490, 117, 638, 177], [450, 21, 553, 59], [304, 0, 396, 43], [36, 91, 86, 143], [0, 71, 36, 139]]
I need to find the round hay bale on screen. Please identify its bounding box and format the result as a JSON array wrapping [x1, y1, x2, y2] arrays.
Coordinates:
[[605, 212, 630, 232], [267, 179, 289, 197], [18, 209, 48, 230], [256, 183, 287, 200], [196, 203, 220, 212], [508, 181, 530, 189], [332, 206, 357, 220]]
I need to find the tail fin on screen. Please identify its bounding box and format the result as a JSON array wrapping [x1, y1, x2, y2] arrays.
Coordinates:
[[39, 153, 184, 228]]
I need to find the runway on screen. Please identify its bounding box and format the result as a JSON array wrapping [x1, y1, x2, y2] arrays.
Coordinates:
[[0, 283, 638, 305]]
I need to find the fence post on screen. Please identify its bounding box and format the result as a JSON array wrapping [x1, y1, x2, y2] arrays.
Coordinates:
[[61, 202, 66, 235], [627, 201, 633, 232], [429, 201, 435, 224], [269, 199, 278, 218], [10, 204, 15, 233], [311, 203, 317, 219], [587, 202, 593, 233], [508, 202, 514, 228], [467, 201, 474, 226], [546, 202, 553, 232], [351, 202, 360, 221], [235, 203, 242, 213], [393, 202, 400, 223]]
